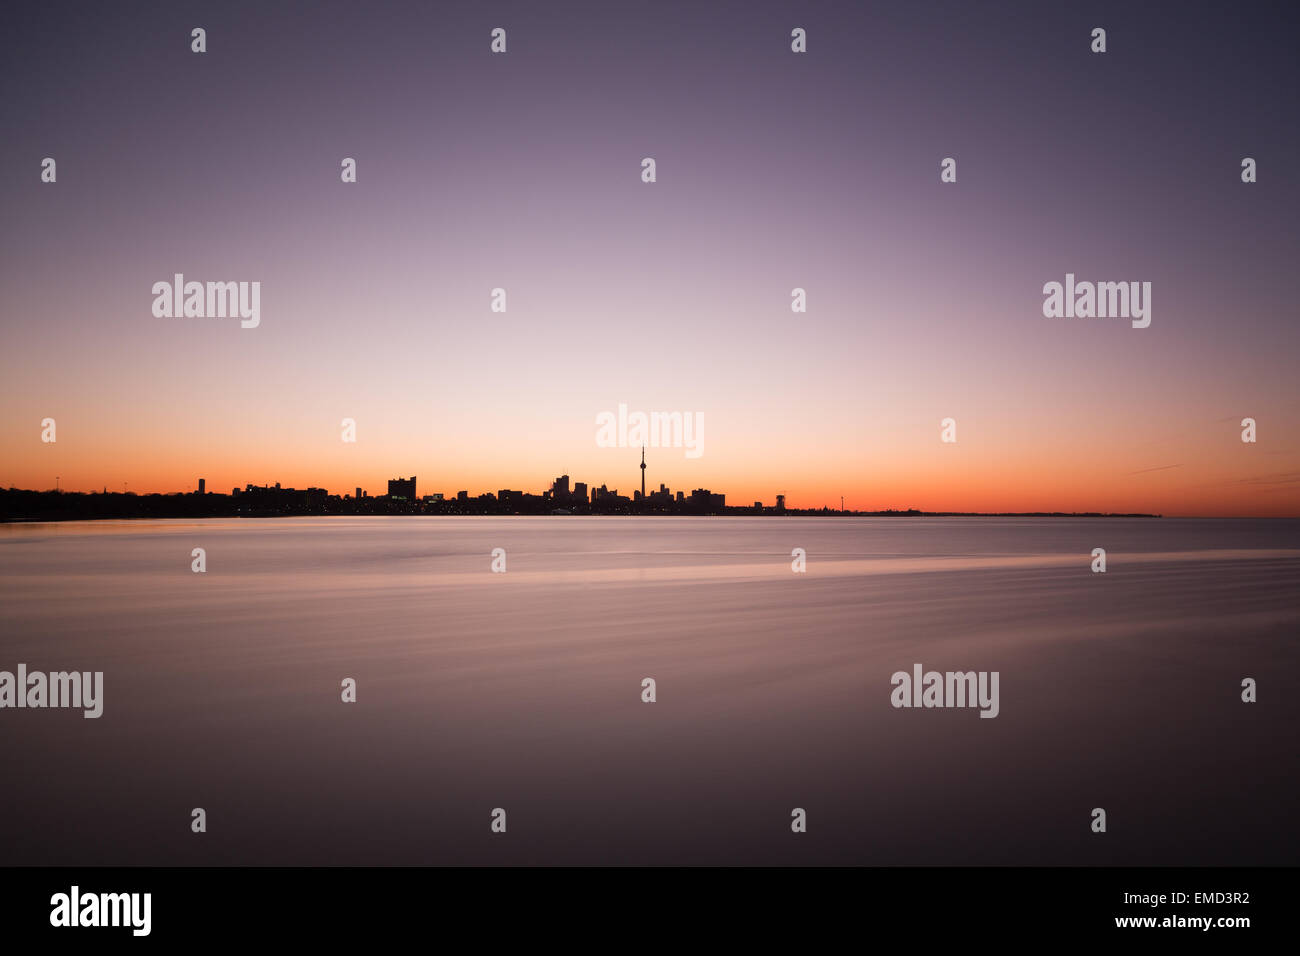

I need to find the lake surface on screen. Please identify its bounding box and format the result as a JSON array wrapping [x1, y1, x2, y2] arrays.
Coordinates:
[[1, 516, 1297, 865]]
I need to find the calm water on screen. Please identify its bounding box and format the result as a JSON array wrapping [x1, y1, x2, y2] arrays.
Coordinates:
[[1, 516, 1297, 865]]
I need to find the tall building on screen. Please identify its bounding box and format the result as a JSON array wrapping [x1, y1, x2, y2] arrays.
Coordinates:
[[552, 474, 570, 498], [355, 487, 362, 500], [776, 494, 786, 511], [640, 446, 646, 499], [197, 478, 205, 495], [387, 476, 416, 500]]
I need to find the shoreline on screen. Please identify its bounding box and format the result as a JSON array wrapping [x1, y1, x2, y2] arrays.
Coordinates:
[[4, 511, 1170, 523]]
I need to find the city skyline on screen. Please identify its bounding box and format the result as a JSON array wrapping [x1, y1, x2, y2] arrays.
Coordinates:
[[2, 2, 1297, 518], [1, 425, 1291, 516], [2, 450, 739, 515], [1, 442, 1164, 518]]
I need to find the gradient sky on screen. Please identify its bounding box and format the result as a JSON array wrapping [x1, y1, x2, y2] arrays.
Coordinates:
[[2, 1, 1297, 515]]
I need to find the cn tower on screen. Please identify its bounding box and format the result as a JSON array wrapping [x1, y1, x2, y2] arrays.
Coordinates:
[[640, 445, 646, 499]]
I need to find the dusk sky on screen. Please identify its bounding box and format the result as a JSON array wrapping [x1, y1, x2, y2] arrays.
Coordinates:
[[2, 1, 1297, 515]]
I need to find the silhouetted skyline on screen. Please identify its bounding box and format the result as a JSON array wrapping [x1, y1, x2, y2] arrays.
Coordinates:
[[1, 451, 1160, 522], [3, 1, 1296, 516]]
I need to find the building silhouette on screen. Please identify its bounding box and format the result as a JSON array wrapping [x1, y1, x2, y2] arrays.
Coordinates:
[[387, 476, 416, 500]]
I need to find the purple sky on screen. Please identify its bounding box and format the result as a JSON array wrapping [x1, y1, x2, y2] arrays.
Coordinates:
[[2, 1, 1297, 514]]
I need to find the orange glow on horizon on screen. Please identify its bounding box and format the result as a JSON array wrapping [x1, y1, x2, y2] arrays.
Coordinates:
[[7, 441, 1296, 517]]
